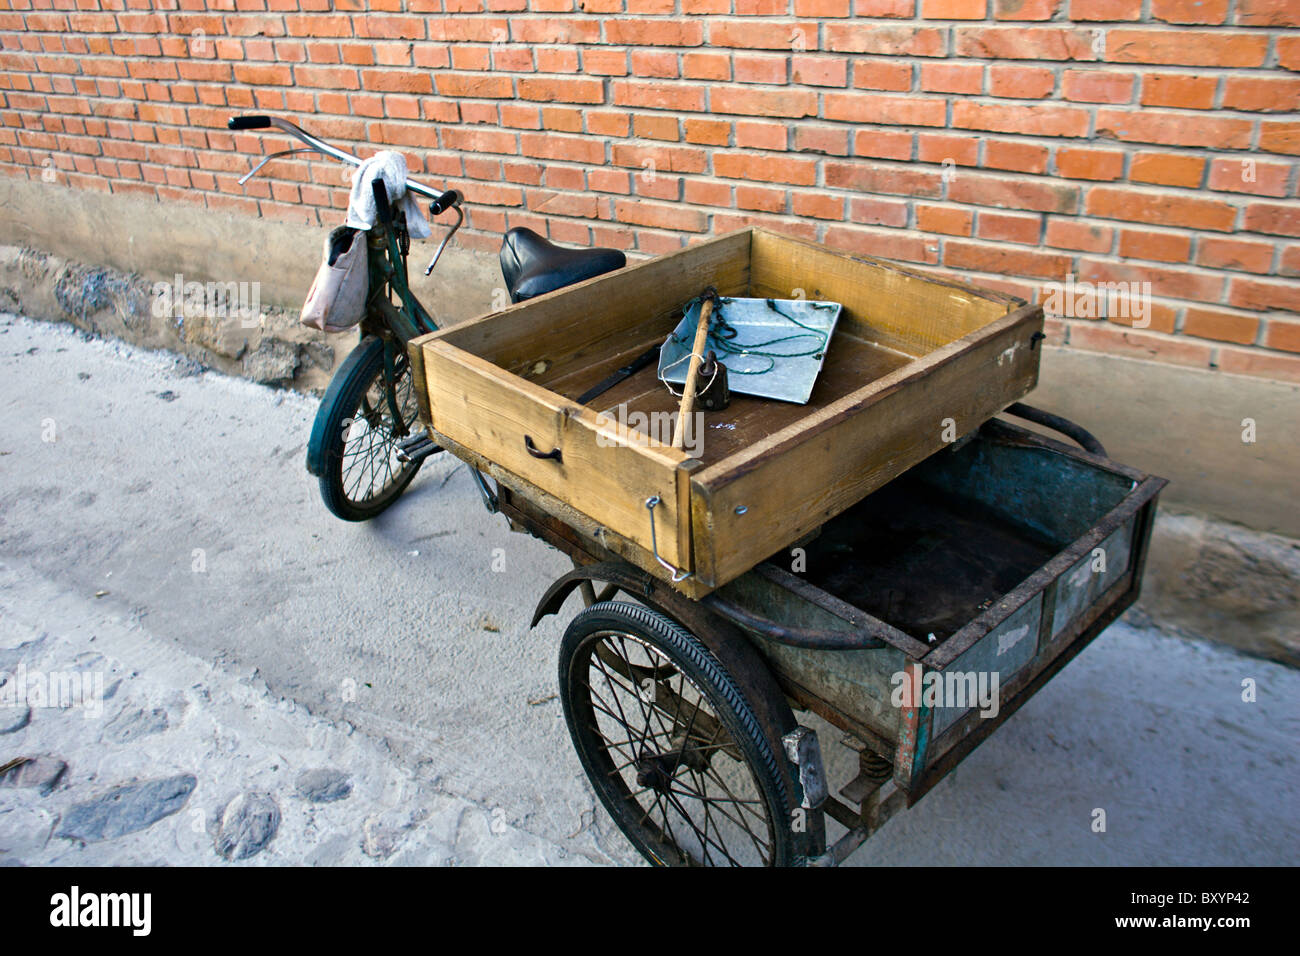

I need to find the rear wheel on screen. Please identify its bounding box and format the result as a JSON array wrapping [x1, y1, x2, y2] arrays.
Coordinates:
[[314, 336, 422, 521], [559, 601, 797, 867]]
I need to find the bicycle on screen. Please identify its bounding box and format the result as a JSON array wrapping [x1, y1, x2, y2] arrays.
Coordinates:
[[228, 114, 626, 520]]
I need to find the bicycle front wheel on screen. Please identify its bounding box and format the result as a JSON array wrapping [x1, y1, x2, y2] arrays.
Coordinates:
[[312, 336, 423, 521]]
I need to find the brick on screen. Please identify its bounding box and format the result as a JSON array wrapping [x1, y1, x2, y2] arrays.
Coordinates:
[[977, 210, 1042, 243], [737, 184, 788, 214], [792, 56, 848, 88], [735, 120, 789, 149], [825, 225, 939, 264], [716, 152, 817, 185], [710, 20, 817, 51], [1095, 108, 1252, 149], [917, 203, 975, 236], [1236, 0, 1300, 27], [1129, 151, 1204, 188], [1081, 258, 1223, 302], [826, 24, 947, 57], [1260, 123, 1300, 157], [994, 0, 1061, 18], [683, 178, 731, 206], [632, 50, 680, 79], [734, 54, 788, 85], [1105, 30, 1268, 68], [954, 101, 1090, 137], [1062, 70, 1135, 104], [828, 161, 945, 197], [1208, 158, 1291, 198], [1069, 0, 1141, 17], [855, 0, 916, 14], [1182, 308, 1259, 344], [792, 191, 847, 220], [920, 0, 987, 18], [988, 65, 1056, 99], [1117, 228, 1191, 263], [1045, 218, 1113, 252], [1281, 244, 1300, 277], [1229, 276, 1300, 312], [1243, 204, 1300, 237], [1216, 346, 1300, 382], [1222, 76, 1300, 113], [611, 80, 707, 112], [611, 143, 707, 174], [683, 52, 731, 81], [853, 60, 913, 92], [825, 92, 946, 127], [849, 196, 909, 226], [517, 76, 603, 104], [984, 139, 1050, 174], [920, 63, 983, 94], [633, 114, 680, 142], [1151, 0, 1229, 24], [1140, 73, 1217, 110], [946, 240, 1071, 279], [951, 172, 1081, 213], [712, 87, 817, 118], [794, 125, 850, 155], [1196, 236, 1276, 273], [854, 128, 915, 160], [1056, 147, 1125, 181], [1264, 317, 1300, 353], [683, 118, 731, 145], [584, 49, 629, 77], [614, 198, 707, 232], [916, 132, 975, 168], [954, 27, 1100, 61], [1069, 324, 1213, 368], [1086, 186, 1236, 231]]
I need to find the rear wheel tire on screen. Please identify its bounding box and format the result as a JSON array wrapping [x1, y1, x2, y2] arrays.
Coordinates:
[[315, 336, 422, 521], [558, 601, 797, 867]]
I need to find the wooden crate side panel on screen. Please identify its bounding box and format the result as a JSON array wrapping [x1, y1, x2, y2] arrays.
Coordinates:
[[439, 230, 753, 380], [748, 230, 1019, 358], [693, 308, 1044, 589], [421, 339, 692, 569]]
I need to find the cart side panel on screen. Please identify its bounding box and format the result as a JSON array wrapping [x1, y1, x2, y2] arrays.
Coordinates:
[[692, 306, 1043, 590], [748, 229, 1021, 357], [420, 338, 694, 571], [908, 492, 1161, 797]]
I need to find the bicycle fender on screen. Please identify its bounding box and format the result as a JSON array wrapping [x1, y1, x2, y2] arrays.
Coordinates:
[[306, 335, 383, 476]]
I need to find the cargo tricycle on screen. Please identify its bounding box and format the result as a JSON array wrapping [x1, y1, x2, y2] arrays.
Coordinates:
[[232, 116, 1166, 867]]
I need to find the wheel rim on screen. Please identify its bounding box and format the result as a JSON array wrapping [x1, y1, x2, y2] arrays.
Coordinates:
[[338, 356, 419, 507], [573, 629, 778, 867]]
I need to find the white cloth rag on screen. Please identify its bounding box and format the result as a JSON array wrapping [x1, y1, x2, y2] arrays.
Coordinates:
[[344, 151, 432, 239]]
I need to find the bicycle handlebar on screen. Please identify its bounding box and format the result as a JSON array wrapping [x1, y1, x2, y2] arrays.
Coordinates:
[[227, 114, 459, 209]]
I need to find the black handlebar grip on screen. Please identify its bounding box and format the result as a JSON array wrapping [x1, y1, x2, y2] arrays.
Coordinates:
[[429, 189, 463, 215], [227, 115, 272, 130]]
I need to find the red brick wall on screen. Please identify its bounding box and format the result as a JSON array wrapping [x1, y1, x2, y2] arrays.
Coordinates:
[[2, 2, 1298, 380]]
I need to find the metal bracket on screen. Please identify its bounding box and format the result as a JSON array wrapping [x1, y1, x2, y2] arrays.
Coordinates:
[[782, 726, 828, 810], [644, 496, 691, 584], [470, 468, 499, 514]]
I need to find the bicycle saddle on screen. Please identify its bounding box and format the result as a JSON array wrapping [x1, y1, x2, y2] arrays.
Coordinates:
[[499, 227, 626, 304]]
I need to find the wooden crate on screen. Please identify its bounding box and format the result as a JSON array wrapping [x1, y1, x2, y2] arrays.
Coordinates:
[[410, 228, 1043, 598]]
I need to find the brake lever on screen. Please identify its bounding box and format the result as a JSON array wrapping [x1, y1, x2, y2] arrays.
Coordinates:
[[424, 203, 464, 276]]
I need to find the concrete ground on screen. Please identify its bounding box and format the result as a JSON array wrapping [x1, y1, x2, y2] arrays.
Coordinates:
[[1, 314, 1296, 866]]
